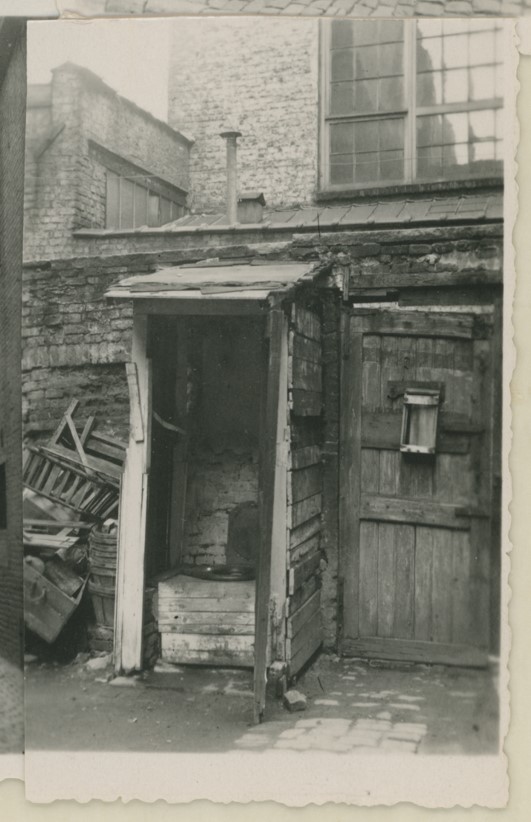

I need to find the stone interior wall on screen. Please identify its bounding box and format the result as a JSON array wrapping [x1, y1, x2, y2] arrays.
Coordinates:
[[181, 318, 262, 567], [168, 17, 319, 212]]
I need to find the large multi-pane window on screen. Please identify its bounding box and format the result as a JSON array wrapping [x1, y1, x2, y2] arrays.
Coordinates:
[[105, 171, 184, 229], [323, 19, 504, 189]]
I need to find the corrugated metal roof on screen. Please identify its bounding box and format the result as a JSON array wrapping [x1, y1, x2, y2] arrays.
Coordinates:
[[106, 262, 317, 301]]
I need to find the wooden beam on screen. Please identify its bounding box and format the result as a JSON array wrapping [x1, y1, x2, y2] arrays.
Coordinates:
[[114, 313, 152, 674], [125, 363, 144, 443], [254, 306, 286, 724], [134, 298, 266, 316], [342, 636, 488, 668]]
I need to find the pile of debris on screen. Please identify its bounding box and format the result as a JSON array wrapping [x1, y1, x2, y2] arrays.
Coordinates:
[[23, 401, 127, 655]]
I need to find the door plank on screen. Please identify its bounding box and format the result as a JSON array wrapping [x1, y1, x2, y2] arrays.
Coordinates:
[[414, 526, 433, 641], [359, 522, 378, 637], [393, 524, 415, 639], [359, 310, 476, 340], [431, 528, 454, 644], [287, 589, 320, 639], [361, 494, 471, 530], [339, 316, 363, 640], [377, 523, 395, 638], [379, 451, 398, 496], [342, 636, 488, 668]]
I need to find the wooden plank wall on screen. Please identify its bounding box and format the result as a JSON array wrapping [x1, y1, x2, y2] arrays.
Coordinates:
[[286, 304, 324, 676]]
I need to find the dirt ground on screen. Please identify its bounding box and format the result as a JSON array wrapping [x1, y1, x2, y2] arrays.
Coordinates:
[[24, 652, 499, 756]]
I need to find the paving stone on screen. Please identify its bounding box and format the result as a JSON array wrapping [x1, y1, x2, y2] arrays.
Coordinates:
[[283, 689, 308, 712]]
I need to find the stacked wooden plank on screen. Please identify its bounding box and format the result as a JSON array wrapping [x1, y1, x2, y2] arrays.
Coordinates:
[[157, 574, 255, 667], [23, 401, 126, 520], [285, 305, 323, 676]]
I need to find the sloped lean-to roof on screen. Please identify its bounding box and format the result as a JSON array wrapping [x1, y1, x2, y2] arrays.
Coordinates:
[[105, 261, 324, 303]]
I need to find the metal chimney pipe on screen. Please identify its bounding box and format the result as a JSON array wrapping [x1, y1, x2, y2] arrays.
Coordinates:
[[220, 127, 242, 225]]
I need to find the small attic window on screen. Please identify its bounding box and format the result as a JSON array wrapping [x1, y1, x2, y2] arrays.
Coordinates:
[[400, 389, 441, 455]]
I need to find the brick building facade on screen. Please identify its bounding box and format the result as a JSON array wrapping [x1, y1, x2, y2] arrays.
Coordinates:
[[24, 62, 192, 262]]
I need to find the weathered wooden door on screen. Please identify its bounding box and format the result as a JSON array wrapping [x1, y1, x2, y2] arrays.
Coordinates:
[[340, 307, 496, 667]]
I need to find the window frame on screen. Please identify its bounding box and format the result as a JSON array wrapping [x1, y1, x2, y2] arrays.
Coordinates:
[[105, 171, 184, 230], [319, 19, 504, 192]]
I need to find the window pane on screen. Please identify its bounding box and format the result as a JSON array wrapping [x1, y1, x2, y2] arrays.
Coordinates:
[[469, 109, 495, 140], [417, 115, 442, 148], [380, 118, 404, 151], [134, 184, 147, 228], [148, 192, 160, 226], [355, 46, 378, 80], [469, 32, 495, 66], [331, 20, 353, 49], [444, 112, 468, 144], [417, 72, 442, 106], [355, 151, 379, 182], [355, 120, 379, 153], [443, 69, 469, 103], [379, 76, 404, 110], [443, 34, 468, 69], [380, 149, 404, 181], [330, 156, 354, 185], [353, 79, 378, 112], [417, 20, 442, 38], [330, 82, 354, 115], [160, 198, 172, 225], [331, 49, 354, 82], [417, 145, 443, 178], [330, 122, 355, 154], [105, 171, 119, 229], [417, 36, 442, 73], [352, 21, 380, 46], [121, 179, 134, 228], [471, 141, 496, 161], [470, 67, 496, 101], [380, 41, 403, 76]]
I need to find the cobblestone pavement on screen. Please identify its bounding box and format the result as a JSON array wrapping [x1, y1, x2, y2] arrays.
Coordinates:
[[0, 656, 24, 754], [25, 653, 498, 754], [60, 0, 531, 19]]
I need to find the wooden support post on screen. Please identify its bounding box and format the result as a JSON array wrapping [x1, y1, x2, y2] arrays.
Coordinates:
[[114, 312, 152, 674], [254, 306, 286, 724]]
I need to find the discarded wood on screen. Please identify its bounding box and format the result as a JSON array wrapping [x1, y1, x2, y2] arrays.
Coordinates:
[[158, 596, 255, 614]]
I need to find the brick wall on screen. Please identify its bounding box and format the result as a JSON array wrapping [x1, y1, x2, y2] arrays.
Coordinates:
[[0, 19, 26, 666], [24, 63, 191, 262], [21, 222, 502, 648], [168, 17, 319, 212]]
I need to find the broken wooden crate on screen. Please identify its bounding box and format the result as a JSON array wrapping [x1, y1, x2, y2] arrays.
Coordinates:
[[24, 560, 87, 643], [23, 400, 126, 519]]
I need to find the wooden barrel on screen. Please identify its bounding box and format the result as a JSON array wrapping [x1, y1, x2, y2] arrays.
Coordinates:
[[88, 527, 118, 624], [88, 581, 115, 627]]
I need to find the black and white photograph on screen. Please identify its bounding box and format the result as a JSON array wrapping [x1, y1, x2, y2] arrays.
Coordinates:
[[0, 0, 529, 812]]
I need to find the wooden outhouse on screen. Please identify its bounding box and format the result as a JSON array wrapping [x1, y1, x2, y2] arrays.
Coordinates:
[[107, 261, 329, 722]]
